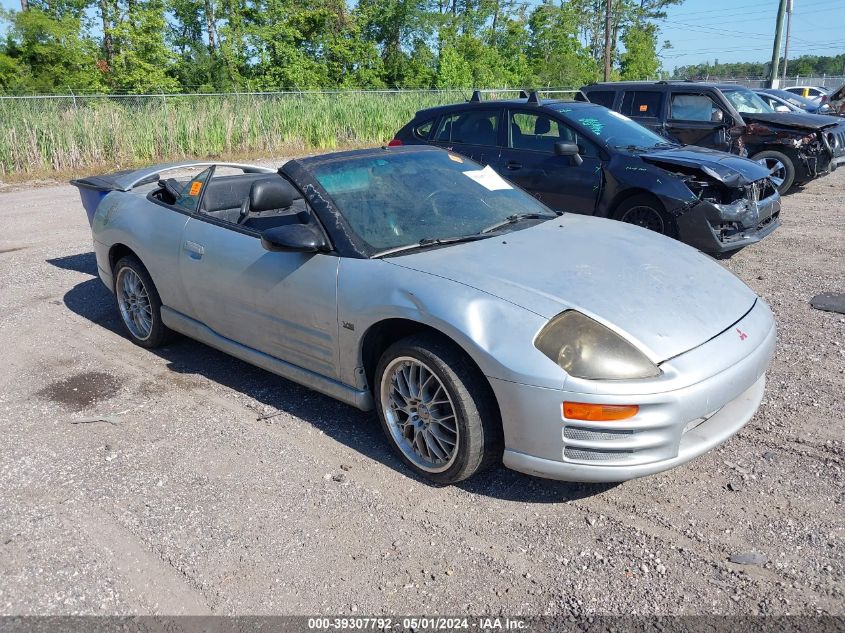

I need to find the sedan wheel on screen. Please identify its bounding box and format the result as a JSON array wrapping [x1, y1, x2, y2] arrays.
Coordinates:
[[375, 334, 503, 484], [613, 194, 677, 238], [750, 149, 795, 193], [756, 156, 787, 190], [117, 267, 153, 341], [619, 205, 665, 233], [113, 255, 173, 349], [380, 357, 459, 473]]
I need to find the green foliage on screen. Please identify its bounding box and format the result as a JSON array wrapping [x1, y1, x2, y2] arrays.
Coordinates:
[[108, 0, 181, 93], [619, 23, 660, 80], [0, 90, 466, 174], [0, 0, 686, 95], [0, 8, 104, 93], [675, 54, 845, 79], [529, 1, 598, 88]]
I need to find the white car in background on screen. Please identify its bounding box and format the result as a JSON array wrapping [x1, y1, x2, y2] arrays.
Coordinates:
[[784, 85, 830, 105]]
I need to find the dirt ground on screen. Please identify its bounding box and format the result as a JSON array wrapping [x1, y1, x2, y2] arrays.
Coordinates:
[[0, 164, 843, 617]]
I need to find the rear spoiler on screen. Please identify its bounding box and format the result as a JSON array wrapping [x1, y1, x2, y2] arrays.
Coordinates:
[[70, 160, 275, 193], [70, 161, 275, 227]]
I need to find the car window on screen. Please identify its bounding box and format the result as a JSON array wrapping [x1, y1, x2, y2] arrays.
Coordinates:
[[552, 104, 670, 150], [620, 91, 663, 118], [414, 119, 434, 140], [758, 94, 776, 108], [311, 150, 553, 252], [585, 91, 615, 108], [510, 111, 567, 152], [723, 89, 773, 114], [434, 109, 500, 146], [175, 167, 213, 213], [669, 94, 723, 122]]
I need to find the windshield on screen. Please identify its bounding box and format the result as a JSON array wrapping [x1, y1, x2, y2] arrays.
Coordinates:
[[770, 90, 816, 110], [723, 89, 774, 114], [552, 104, 674, 149], [311, 150, 554, 253]]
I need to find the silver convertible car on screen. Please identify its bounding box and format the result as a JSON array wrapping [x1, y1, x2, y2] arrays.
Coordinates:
[[71, 146, 775, 485]]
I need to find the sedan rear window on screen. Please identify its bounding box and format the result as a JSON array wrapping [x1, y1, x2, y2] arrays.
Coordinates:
[[414, 119, 434, 139]]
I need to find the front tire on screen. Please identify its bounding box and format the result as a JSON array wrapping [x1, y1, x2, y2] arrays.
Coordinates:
[[375, 334, 502, 484], [113, 255, 173, 348], [614, 194, 678, 238], [750, 149, 795, 194]]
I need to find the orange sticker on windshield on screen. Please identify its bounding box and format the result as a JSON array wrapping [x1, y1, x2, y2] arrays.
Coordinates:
[[189, 181, 202, 196], [448, 153, 464, 163]]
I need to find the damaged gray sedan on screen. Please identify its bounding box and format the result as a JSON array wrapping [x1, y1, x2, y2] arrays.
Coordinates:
[[72, 146, 775, 484]]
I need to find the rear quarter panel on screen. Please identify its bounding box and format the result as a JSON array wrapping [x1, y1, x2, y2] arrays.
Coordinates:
[[92, 191, 191, 314]]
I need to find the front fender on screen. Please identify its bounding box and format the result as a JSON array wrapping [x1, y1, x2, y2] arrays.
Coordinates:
[[336, 258, 565, 391]]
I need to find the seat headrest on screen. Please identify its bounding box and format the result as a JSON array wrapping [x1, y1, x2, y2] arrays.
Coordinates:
[[534, 116, 551, 135], [250, 178, 294, 212]]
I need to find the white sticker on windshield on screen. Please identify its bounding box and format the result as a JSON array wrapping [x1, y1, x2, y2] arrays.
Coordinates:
[[463, 165, 513, 191]]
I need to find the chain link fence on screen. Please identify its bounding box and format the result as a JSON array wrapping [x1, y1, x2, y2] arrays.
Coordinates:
[[681, 76, 845, 90]]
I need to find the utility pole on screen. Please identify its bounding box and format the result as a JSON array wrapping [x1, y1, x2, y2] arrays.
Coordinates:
[[782, 0, 793, 81], [769, 0, 787, 88], [603, 0, 612, 81]]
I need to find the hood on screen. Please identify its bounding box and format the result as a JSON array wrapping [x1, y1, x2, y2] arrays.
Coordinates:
[[740, 111, 841, 131], [388, 216, 757, 363], [640, 145, 770, 186]]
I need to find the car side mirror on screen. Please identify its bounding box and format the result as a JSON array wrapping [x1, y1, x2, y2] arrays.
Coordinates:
[[554, 141, 583, 166], [711, 109, 725, 123], [261, 224, 328, 253]]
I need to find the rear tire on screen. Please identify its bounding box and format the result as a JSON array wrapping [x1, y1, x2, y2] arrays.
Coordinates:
[[750, 149, 795, 194], [113, 255, 173, 349], [614, 194, 677, 238], [375, 333, 502, 484]]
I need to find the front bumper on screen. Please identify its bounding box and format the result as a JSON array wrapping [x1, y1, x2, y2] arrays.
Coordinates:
[[491, 300, 776, 483], [676, 193, 780, 255]]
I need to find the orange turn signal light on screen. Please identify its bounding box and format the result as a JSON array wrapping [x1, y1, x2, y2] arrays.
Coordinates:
[[562, 402, 639, 422]]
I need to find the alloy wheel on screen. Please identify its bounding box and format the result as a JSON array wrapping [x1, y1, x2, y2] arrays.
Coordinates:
[[756, 157, 786, 189], [620, 205, 665, 234], [380, 357, 459, 473], [116, 267, 153, 341]]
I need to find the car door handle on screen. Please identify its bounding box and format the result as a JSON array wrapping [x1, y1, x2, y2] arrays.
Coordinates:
[[506, 161, 522, 170], [183, 240, 204, 259]]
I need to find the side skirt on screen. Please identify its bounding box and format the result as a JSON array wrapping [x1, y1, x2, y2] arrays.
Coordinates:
[[160, 306, 374, 411]]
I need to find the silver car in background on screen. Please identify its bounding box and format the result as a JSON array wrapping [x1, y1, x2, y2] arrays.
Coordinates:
[[72, 146, 775, 484]]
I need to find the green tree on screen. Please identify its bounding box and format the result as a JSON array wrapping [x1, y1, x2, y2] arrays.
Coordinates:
[[528, 1, 597, 88], [0, 8, 104, 93], [108, 0, 180, 92], [619, 22, 660, 80]]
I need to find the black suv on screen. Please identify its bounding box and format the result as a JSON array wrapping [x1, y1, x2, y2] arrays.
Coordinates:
[[580, 80, 845, 193], [391, 91, 780, 255]]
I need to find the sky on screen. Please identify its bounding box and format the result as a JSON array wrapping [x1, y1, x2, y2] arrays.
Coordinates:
[[658, 0, 845, 73], [1, 0, 843, 77]]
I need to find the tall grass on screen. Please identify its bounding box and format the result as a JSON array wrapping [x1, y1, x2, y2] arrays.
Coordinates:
[[0, 91, 469, 176]]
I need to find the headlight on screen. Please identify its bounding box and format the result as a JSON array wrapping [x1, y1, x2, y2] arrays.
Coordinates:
[[534, 311, 661, 380]]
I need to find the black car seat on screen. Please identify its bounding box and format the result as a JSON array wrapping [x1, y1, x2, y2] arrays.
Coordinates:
[[463, 118, 496, 145], [238, 178, 305, 231]]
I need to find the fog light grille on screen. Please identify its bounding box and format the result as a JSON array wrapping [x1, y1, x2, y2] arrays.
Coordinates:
[[563, 426, 633, 442], [564, 447, 633, 462]]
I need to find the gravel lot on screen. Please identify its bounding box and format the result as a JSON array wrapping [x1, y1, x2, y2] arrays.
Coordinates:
[[0, 165, 843, 617]]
